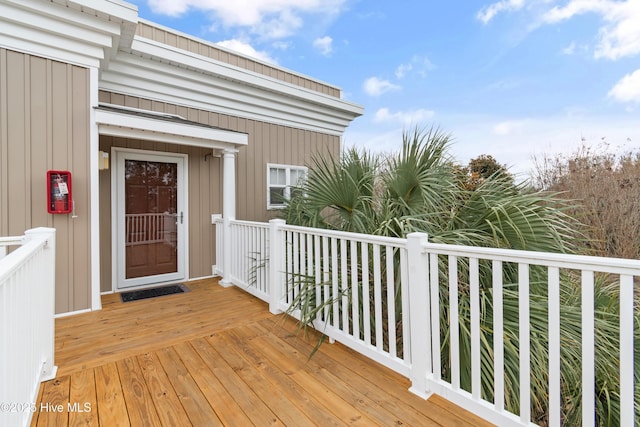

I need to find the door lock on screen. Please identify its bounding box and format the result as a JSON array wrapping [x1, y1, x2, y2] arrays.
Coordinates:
[[172, 211, 184, 224]]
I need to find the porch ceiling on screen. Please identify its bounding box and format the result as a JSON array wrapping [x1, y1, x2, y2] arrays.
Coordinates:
[[95, 104, 248, 150]]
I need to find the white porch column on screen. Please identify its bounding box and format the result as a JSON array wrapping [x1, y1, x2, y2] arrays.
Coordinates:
[[220, 149, 237, 287]]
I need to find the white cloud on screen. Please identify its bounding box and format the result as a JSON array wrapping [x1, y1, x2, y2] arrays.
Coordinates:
[[345, 111, 640, 178], [216, 39, 278, 64], [562, 41, 576, 55], [608, 68, 640, 103], [456, 115, 640, 177], [343, 127, 404, 154], [493, 120, 526, 135], [559, 41, 590, 56], [477, 1, 640, 61], [542, 0, 640, 60], [272, 40, 292, 51], [477, 0, 526, 24], [395, 55, 434, 79], [147, 0, 346, 40], [255, 9, 303, 39], [542, 0, 608, 23], [363, 77, 401, 96], [373, 107, 435, 124], [313, 36, 333, 56], [395, 63, 412, 79]]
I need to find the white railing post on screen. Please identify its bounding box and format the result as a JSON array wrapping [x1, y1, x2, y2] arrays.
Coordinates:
[[269, 219, 286, 314], [406, 232, 432, 398], [619, 274, 635, 426], [219, 216, 233, 287], [24, 227, 57, 381], [211, 214, 223, 276]]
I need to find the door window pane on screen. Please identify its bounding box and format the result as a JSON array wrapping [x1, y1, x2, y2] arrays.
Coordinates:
[[125, 160, 178, 279]]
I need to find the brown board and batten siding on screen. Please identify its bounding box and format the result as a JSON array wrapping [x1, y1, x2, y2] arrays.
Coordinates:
[[135, 21, 341, 97], [0, 48, 91, 314], [98, 91, 340, 290]]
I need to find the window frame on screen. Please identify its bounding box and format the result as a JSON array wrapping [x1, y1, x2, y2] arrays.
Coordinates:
[[266, 163, 308, 210]]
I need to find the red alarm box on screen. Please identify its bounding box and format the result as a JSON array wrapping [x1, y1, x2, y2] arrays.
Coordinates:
[[47, 170, 72, 214]]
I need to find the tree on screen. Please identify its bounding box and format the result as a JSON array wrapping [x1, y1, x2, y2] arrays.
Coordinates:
[[461, 154, 513, 191], [532, 143, 640, 259]]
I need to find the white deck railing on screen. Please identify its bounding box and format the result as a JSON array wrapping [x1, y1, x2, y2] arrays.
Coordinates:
[[0, 228, 57, 427], [214, 216, 270, 301], [214, 218, 638, 426], [416, 238, 639, 427], [125, 213, 176, 246]]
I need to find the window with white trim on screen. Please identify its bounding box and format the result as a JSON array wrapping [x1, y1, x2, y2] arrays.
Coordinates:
[[267, 163, 307, 209]]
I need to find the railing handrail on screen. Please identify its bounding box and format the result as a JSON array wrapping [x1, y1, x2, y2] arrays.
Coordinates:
[[224, 219, 640, 273], [229, 219, 269, 229], [223, 218, 406, 246], [280, 223, 408, 247], [0, 234, 51, 282], [222, 219, 640, 273], [424, 241, 640, 275], [124, 212, 174, 217], [0, 236, 25, 245]]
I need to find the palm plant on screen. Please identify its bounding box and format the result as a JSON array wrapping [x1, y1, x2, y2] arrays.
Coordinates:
[[282, 126, 639, 425]]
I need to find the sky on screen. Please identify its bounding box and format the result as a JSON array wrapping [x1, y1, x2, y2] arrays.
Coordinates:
[[127, 0, 640, 179]]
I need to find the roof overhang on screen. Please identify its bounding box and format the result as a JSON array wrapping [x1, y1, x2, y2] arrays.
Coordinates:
[[95, 105, 248, 150], [0, 0, 138, 68], [100, 37, 364, 136]]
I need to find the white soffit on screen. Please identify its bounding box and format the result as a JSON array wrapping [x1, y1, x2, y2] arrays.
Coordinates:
[[0, 0, 137, 68], [95, 105, 248, 149], [100, 37, 364, 135]]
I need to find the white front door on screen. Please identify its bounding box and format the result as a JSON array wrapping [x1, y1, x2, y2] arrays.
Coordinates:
[[113, 149, 187, 289]]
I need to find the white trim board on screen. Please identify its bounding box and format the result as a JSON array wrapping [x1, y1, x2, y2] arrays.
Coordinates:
[[95, 107, 248, 149], [90, 67, 102, 311]]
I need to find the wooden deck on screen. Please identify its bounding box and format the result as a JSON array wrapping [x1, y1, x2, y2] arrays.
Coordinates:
[[31, 278, 493, 426]]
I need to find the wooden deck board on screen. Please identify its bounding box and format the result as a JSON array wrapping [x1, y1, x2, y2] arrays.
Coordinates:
[[136, 352, 192, 427], [261, 316, 491, 426], [31, 278, 494, 426], [243, 321, 436, 426], [228, 325, 379, 425], [68, 369, 98, 426], [36, 376, 70, 426], [167, 342, 252, 427], [190, 337, 283, 426], [207, 333, 319, 427], [221, 327, 349, 427], [116, 357, 162, 427], [94, 363, 130, 427], [155, 346, 223, 426]]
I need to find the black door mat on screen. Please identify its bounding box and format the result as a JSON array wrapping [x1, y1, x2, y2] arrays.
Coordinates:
[[120, 283, 189, 303]]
